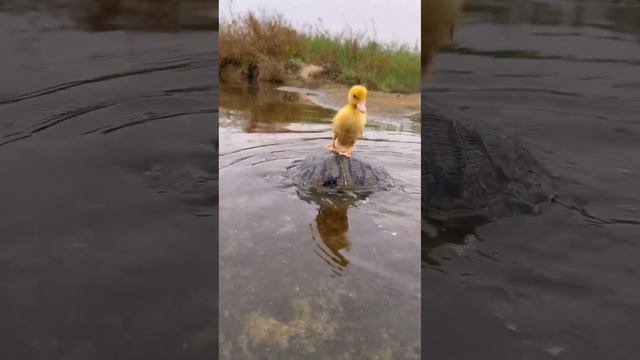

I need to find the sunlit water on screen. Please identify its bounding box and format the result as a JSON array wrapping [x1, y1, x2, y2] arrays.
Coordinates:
[[423, 0, 640, 359], [218, 83, 421, 358]]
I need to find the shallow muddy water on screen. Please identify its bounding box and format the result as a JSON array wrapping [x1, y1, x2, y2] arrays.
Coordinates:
[[423, 1, 640, 359], [218, 83, 421, 358], [0, 3, 217, 359]]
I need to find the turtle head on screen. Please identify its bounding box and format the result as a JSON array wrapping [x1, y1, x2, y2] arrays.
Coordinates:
[[348, 85, 368, 113]]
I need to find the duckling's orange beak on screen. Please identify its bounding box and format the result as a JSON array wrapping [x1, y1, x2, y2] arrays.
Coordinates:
[[356, 101, 366, 113]]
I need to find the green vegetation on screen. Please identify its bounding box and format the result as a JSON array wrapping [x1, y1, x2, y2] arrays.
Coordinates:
[[220, 13, 420, 93]]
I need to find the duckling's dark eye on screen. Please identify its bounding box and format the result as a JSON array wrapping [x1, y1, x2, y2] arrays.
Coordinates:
[[353, 95, 357, 98]]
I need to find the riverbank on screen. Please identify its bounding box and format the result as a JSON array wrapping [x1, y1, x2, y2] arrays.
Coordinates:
[[219, 12, 421, 94]]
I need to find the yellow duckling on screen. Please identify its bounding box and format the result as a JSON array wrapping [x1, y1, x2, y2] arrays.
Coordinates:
[[326, 85, 368, 158], [422, 0, 464, 78]]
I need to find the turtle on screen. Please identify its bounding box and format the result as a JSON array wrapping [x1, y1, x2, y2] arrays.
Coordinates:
[[422, 99, 556, 228], [288, 99, 556, 229], [288, 151, 394, 198]]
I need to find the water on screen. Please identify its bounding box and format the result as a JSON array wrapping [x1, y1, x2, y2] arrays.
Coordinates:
[[0, 2, 218, 359], [423, 0, 640, 358], [3, 0, 639, 358], [218, 83, 421, 358]]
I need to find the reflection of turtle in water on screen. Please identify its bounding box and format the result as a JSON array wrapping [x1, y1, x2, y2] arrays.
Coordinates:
[[288, 152, 394, 195], [312, 199, 351, 273], [288, 152, 392, 275], [422, 102, 556, 228]]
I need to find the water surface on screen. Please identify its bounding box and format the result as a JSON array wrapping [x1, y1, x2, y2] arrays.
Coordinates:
[[0, 2, 218, 359], [219, 83, 421, 358]]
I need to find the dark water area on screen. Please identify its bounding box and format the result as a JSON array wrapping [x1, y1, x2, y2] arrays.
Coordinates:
[[0, 0, 217, 31], [218, 83, 420, 358], [423, 0, 640, 359], [0, 2, 218, 359]]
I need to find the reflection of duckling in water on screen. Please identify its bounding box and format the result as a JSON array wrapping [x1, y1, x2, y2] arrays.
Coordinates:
[[326, 85, 368, 158], [314, 201, 351, 268]]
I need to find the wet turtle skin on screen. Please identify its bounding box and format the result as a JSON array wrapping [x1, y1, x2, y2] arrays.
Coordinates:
[[290, 152, 393, 195], [422, 98, 555, 227]]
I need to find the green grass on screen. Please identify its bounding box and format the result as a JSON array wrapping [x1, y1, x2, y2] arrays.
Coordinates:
[[220, 13, 420, 93]]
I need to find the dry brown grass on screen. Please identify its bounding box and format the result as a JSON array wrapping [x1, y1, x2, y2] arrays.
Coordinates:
[[219, 12, 420, 93], [220, 13, 304, 66]]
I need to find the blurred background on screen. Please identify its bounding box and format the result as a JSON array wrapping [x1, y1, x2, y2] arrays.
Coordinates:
[[424, 0, 640, 359], [0, 0, 218, 31], [0, 1, 218, 360]]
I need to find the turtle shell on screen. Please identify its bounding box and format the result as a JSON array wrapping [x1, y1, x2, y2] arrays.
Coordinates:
[[422, 99, 555, 227], [289, 152, 393, 195]]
